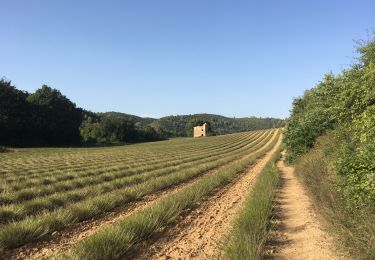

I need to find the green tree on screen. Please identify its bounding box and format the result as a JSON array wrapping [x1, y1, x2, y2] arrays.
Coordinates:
[[98, 116, 136, 143], [0, 79, 30, 145], [284, 34, 375, 206], [79, 116, 101, 143], [27, 85, 83, 145]]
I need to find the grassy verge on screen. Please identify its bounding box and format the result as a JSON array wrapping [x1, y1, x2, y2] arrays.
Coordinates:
[[56, 133, 280, 259], [222, 145, 283, 260], [294, 146, 375, 259]]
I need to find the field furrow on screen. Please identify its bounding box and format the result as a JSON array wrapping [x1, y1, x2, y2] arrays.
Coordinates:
[[0, 132, 269, 224], [0, 129, 278, 258], [0, 131, 260, 206], [131, 132, 282, 259], [0, 132, 249, 185], [42, 130, 281, 260]]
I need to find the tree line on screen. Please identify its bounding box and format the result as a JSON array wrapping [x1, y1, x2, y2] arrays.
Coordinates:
[[0, 81, 164, 147], [157, 114, 284, 137], [284, 36, 375, 208], [0, 80, 283, 147]]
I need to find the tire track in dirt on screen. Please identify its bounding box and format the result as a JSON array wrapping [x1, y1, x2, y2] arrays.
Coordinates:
[[265, 152, 344, 260], [131, 133, 282, 259], [5, 130, 278, 260]]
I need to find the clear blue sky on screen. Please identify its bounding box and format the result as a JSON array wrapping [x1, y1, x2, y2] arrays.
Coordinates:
[[1, 0, 374, 119]]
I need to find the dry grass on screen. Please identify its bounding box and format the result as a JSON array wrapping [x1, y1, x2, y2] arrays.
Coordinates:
[[294, 147, 375, 259]]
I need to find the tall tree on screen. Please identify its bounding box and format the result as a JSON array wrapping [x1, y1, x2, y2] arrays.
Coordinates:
[[0, 79, 30, 145], [27, 85, 83, 145]]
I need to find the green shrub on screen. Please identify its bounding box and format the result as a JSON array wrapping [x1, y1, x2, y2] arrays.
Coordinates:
[[295, 136, 375, 259], [223, 147, 282, 260], [284, 34, 375, 210]]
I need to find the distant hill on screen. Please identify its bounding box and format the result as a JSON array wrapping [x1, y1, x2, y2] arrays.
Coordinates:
[[0, 78, 283, 146], [156, 114, 284, 137], [98, 112, 157, 126], [97, 112, 284, 137]]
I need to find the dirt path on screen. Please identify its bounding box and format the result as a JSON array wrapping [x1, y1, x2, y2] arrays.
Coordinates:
[[266, 152, 342, 260], [5, 131, 278, 260], [132, 134, 283, 259]]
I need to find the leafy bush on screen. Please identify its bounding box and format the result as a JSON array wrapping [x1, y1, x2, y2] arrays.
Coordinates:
[[284, 34, 375, 258], [294, 136, 375, 258], [79, 115, 165, 144], [284, 35, 375, 207]]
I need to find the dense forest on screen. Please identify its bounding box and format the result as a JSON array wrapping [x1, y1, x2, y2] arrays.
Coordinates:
[[284, 36, 374, 257], [156, 114, 283, 137], [0, 80, 283, 147], [93, 113, 283, 137], [0, 81, 165, 146]]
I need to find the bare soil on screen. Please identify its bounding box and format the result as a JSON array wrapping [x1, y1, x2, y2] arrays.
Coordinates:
[[265, 152, 344, 260], [131, 134, 283, 259], [4, 131, 278, 260]]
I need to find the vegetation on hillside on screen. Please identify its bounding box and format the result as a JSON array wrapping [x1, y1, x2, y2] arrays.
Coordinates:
[[0, 81, 163, 146], [0, 80, 283, 147], [157, 114, 283, 137], [284, 35, 375, 257], [83, 112, 283, 138]]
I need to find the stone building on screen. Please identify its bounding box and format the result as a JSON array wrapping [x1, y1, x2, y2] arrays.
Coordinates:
[[193, 123, 208, 138]]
